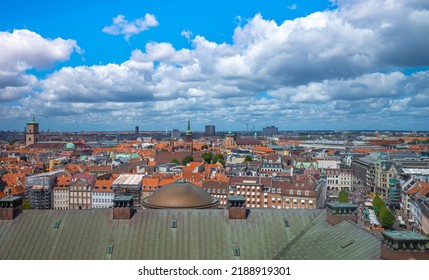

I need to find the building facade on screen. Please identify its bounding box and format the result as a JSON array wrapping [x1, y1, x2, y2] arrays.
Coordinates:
[[375, 161, 397, 199], [92, 180, 114, 208], [26, 116, 40, 146], [325, 168, 354, 192], [205, 125, 215, 136], [69, 174, 95, 210]]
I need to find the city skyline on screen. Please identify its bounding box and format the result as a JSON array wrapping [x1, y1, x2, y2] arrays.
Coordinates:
[[1, 0, 429, 132]]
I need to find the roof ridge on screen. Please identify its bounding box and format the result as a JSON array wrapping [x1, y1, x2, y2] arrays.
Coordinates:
[[273, 210, 325, 260]]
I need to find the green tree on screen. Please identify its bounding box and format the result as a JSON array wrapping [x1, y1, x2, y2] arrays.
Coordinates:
[[338, 190, 349, 203], [379, 206, 395, 228], [202, 152, 213, 163], [22, 199, 32, 210], [244, 155, 253, 163], [373, 194, 384, 212], [171, 158, 179, 164], [182, 155, 193, 166], [201, 145, 208, 150], [218, 158, 226, 168], [211, 154, 224, 164]]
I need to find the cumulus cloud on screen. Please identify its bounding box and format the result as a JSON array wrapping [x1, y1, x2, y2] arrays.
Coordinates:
[[0, 29, 80, 102], [3, 0, 429, 130], [287, 4, 297, 10], [102, 14, 159, 40]]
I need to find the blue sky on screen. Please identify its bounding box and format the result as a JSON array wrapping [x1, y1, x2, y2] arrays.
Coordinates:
[[1, 0, 429, 132]]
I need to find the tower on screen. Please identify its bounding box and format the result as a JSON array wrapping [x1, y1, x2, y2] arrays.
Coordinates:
[[184, 118, 193, 154], [26, 115, 39, 146]]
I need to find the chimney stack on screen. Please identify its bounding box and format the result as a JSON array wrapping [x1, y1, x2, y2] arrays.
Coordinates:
[[381, 231, 429, 260], [326, 202, 357, 225], [112, 195, 134, 219], [0, 196, 23, 220], [227, 195, 247, 219]]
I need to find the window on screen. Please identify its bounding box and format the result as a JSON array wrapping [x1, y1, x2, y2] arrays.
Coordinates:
[[289, 190, 293, 195], [297, 190, 301, 195], [305, 191, 309, 196]]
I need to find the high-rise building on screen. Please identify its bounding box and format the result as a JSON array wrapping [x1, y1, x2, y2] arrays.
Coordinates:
[[205, 125, 216, 136], [26, 115, 39, 146], [185, 118, 193, 154], [171, 129, 180, 140], [262, 125, 278, 136], [135, 126, 139, 134]]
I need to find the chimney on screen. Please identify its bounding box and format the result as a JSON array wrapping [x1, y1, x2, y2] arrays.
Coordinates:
[[326, 202, 357, 225], [0, 196, 23, 220], [381, 231, 429, 260], [112, 195, 134, 219], [227, 195, 247, 219]]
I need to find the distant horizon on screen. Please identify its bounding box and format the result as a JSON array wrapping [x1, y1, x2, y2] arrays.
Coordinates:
[[1, 0, 429, 131], [3, 127, 429, 134]]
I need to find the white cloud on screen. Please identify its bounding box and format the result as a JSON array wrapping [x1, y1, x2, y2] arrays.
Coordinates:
[[102, 14, 159, 40], [181, 30, 193, 40], [3, 0, 429, 130], [0, 29, 80, 102], [287, 4, 297, 10]]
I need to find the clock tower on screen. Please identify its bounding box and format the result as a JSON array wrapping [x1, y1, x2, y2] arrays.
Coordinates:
[[26, 115, 39, 146]]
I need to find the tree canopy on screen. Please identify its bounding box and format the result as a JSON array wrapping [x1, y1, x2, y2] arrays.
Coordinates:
[[182, 155, 193, 166], [202, 152, 213, 163], [212, 154, 224, 164], [373, 194, 384, 212], [338, 190, 349, 203], [244, 155, 253, 163], [171, 158, 179, 164], [378, 206, 395, 228]]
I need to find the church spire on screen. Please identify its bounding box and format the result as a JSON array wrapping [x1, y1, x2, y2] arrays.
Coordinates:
[[186, 118, 192, 136]]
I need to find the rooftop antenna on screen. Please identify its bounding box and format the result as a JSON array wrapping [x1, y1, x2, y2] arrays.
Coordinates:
[[166, 125, 168, 134]]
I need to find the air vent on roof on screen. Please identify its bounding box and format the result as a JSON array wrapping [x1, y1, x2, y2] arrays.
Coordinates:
[[106, 244, 114, 254], [233, 246, 240, 256], [52, 220, 61, 229], [341, 240, 355, 249], [283, 218, 290, 227], [171, 219, 177, 228]]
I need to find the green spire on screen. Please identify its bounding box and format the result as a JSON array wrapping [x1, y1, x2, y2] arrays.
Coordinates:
[[186, 118, 191, 135]]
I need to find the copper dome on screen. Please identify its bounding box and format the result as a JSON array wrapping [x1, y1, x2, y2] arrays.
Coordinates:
[[142, 180, 219, 209]]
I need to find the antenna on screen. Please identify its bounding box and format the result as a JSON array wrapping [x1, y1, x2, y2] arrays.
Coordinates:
[[166, 125, 168, 134]]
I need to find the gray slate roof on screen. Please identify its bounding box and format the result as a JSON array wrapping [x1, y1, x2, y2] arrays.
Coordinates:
[[0, 208, 381, 260]]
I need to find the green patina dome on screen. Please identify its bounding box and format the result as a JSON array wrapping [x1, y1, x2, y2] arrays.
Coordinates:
[[64, 142, 76, 150]]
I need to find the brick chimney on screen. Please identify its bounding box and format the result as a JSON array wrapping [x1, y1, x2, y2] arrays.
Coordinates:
[[326, 202, 357, 225], [227, 195, 247, 219], [112, 195, 134, 219], [0, 196, 23, 220], [381, 231, 429, 260]]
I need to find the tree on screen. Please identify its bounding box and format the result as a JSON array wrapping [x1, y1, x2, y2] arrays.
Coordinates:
[[379, 206, 395, 228], [22, 199, 32, 210], [171, 158, 179, 164], [201, 145, 208, 150], [218, 158, 226, 168], [202, 152, 213, 163], [338, 190, 349, 203], [211, 154, 224, 164], [373, 194, 384, 213], [182, 155, 193, 166], [244, 155, 253, 163]]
